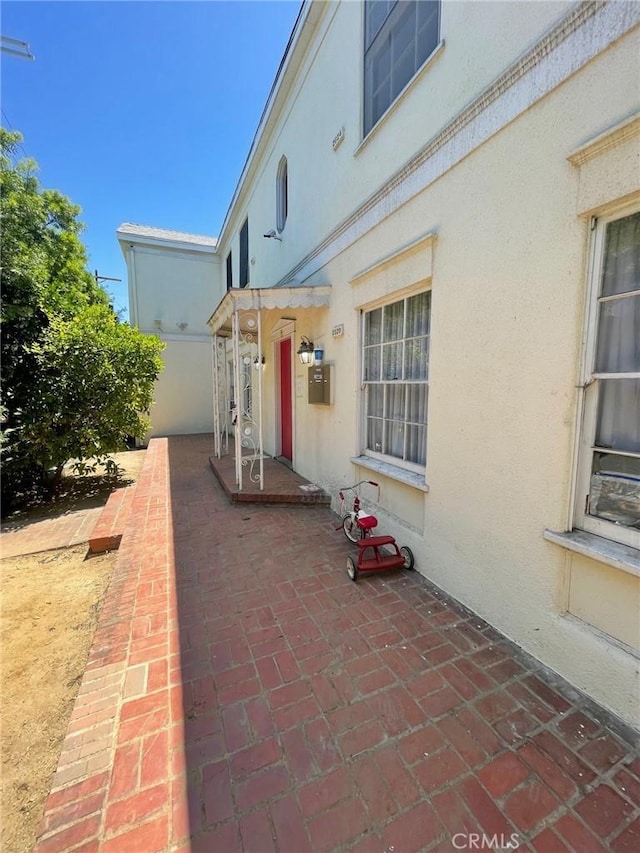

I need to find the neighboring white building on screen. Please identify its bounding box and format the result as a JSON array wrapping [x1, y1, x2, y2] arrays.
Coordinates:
[[120, 1, 640, 729], [116, 223, 222, 437]]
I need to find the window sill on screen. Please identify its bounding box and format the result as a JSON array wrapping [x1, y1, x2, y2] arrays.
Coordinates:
[[543, 528, 640, 578], [350, 456, 429, 492]]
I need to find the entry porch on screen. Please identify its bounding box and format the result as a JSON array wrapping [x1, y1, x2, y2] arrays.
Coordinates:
[[207, 285, 331, 494]]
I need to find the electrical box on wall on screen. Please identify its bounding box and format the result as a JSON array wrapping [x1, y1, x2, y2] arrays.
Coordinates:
[[308, 365, 331, 405]]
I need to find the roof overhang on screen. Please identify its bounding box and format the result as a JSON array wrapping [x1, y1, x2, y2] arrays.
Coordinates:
[[116, 224, 218, 256], [207, 285, 331, 336]]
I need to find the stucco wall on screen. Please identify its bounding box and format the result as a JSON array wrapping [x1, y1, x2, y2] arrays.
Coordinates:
[[148, 339, 213, 438], [128, 247, 219, 337], [568, 554, 640, 652]]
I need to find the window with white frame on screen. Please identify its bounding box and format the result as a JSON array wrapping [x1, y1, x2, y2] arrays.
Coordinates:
[[363, 290, 430, 470], [364, 0, 441, 137], [239, 218, 249, 288], [575, 208, 640, 549], [226, 251, 233, 290], [276, 156, 288, 233]]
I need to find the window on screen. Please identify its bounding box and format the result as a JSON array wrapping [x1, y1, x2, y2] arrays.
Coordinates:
[[364, 0, 440, 136], [239, 218, 249, 288], [226, 251, 233, 290], [276, 156, 288, 233], [362, 290, 431, 470], [575, 209, 640, 549]]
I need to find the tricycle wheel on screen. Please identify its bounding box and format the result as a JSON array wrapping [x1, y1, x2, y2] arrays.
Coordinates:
[[342, 514, 364, 543], [400, 546, 415, 570], [346, 555, 359, 582]]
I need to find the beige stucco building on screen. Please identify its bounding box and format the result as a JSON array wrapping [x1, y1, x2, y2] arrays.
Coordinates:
[[116, 223, 222, 437], [120, 1, 640, 729]]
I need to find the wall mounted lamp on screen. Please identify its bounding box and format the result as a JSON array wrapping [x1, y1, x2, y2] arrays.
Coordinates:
[[263, 229, 282, 242], [297, 336, 314, 365], [254, 354, 266, 371], [176, 321, 188, 332]]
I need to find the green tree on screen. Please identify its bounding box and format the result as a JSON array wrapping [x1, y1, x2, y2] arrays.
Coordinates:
[[1, 129, 163, 509], [23, 305, 163, 486]]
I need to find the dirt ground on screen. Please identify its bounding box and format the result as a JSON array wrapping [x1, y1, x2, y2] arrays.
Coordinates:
[[0, 450, 145, 853]]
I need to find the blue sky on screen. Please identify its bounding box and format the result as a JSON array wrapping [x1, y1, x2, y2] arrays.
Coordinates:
[[1, 0, 303, 318]]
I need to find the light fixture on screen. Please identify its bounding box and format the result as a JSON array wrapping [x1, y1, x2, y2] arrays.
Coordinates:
[[176, 321, 188, 332], [297, 336, 314, 364], [263, 229, 282, 242], [254, 354, 266, 371]]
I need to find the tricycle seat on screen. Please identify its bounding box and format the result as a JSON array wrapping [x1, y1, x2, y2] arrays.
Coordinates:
[[358, 534, 395, 548]]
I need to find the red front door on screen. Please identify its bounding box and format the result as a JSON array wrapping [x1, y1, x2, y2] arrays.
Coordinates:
[[279, 338, 293, 461]]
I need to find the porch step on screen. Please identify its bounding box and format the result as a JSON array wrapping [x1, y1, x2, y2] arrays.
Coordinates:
[[209, 456, 331, 506], [88, 485, 136, 553]]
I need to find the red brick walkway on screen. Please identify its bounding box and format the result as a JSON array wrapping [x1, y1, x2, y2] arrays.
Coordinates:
[[36, 435, 640, 852]]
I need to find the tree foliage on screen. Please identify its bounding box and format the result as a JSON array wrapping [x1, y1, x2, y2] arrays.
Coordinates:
[[1, 129, 163, 510]]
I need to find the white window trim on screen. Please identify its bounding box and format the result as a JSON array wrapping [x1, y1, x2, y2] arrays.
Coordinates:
[[276, 156, 288, 233], [360, 290, 430, 476], [573, 202, 640, 551]]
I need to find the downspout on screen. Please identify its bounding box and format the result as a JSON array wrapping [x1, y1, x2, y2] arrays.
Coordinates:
[[232, 310, 242, 489], [212, 335, 220, 458], [127, 244, 140, 329], [258, 309, 264, 490]]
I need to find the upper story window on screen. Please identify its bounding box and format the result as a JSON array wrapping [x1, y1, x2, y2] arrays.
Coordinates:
[[226, 251, 233, 290], [364, 0, 441, 136], [239, 218, 249, 288], [575, 209, 640, 549], [276, 156, 288, 233], [362, 289, 431, 471]]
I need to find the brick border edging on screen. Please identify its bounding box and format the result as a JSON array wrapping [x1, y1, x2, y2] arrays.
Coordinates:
[[35, 438, 184, 852], [88, 485, 137, 554]]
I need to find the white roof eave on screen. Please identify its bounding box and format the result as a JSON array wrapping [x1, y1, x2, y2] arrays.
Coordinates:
[[116, 227, 218, 255]]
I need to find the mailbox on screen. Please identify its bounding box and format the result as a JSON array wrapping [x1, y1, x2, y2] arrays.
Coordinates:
[[308, 365, 331, 405]]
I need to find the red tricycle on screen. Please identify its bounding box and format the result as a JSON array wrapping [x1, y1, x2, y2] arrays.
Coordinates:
[[337, 480, 415, 582]]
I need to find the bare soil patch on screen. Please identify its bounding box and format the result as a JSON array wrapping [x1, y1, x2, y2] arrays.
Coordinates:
[[0, 546, 114, 852], [0, 449, 146, 853], [2, 449, 147, 530]]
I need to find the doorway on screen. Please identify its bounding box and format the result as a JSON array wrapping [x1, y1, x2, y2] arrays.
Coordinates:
[[279, 337, 293, 462]]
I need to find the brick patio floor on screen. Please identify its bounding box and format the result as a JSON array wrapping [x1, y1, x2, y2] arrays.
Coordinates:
[[35, 435, 640, 852]]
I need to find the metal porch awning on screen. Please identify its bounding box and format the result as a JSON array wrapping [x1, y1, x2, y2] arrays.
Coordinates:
[[207, 285, 332, 336]]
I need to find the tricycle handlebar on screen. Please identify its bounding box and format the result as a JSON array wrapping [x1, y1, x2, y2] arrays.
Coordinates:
[[340, 480, 380, 502]]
